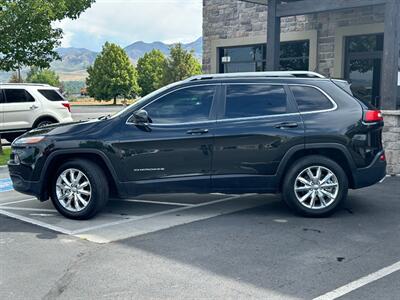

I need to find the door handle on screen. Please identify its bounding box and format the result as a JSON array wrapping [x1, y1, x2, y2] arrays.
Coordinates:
[[186, 128, 209, 135], [274, 122, 299, 129], [30, 104, 39, 110]]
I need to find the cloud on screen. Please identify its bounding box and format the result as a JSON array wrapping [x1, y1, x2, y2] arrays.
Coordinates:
[[58, 0, 202, 51]]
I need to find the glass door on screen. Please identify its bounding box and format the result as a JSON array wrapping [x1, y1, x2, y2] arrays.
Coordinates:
[[345, 34, 383, 108]]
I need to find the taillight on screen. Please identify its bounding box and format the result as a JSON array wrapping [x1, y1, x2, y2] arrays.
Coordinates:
[[62, 103, 71, 113], [363, 110, 383, 123], [379, 153, 386, 161]]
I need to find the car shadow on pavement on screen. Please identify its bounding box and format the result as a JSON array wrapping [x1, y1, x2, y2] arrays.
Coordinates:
[[111, 177, 400, 299], [0, 214, 63, 240]]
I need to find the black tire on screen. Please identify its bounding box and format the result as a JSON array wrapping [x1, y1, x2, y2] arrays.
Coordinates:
[[35, 119, 56, 128], [50, 159, 109, 220], [282, 155, 348, 217]]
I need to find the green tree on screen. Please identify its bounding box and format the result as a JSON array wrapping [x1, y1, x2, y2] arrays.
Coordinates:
[[137, 50, 167, 96], [163, 44, 202, 85], [86, 42, 140, 105], [26, 67, 60, 87], [8, 72, 22, 83], [0, 0, 94, 80]]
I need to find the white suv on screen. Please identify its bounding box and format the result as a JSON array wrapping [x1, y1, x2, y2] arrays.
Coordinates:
[[0, 83, 73, 142]]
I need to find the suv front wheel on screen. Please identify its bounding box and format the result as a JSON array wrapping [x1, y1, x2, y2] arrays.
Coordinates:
[[282, 155, 348, 217], [51, 159, 109, 220]]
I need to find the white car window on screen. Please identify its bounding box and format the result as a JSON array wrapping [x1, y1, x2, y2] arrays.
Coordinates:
[[4, 89, 35, 103], [38, 89, 65, 101]]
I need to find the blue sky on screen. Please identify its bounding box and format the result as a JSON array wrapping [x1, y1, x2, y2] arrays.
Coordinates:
[[58, 0, 202, 51]]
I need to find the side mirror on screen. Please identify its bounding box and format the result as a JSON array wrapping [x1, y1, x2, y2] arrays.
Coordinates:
[[131, 109, 150, 124]]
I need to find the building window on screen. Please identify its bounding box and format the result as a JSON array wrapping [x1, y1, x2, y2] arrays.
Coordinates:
[[280, 40, 310, 71], [218, 40, 310, 73], [219, 45, 265, 73], [345, 33, 383, 108]]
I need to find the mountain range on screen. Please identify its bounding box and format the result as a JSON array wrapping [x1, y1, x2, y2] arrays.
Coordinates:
[[0, 37, 202, 82]]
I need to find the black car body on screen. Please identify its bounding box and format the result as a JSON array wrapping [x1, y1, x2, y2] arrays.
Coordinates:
[[8, 72, 386, 219]]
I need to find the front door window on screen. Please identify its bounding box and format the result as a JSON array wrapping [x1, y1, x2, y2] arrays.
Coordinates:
[[144, 85, 215, 124]]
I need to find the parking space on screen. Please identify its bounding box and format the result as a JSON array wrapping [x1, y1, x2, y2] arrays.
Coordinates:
[[0, 169, 271, 243], [1, 164, 400, 299]]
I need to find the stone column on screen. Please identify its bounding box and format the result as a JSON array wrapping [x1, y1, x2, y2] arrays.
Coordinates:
[[382, 110, 400, 175]]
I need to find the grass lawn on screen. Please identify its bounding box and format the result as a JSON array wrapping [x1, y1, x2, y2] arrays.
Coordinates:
[[0, 148, 11, 166]]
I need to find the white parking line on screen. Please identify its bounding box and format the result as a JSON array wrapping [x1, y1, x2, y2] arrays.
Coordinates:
[[71, 195, 242, 235], [0, 194, 244, 238], [0, 208, 74, 235], [0, 198, 37, 206], [112, 198, 195, 207], [313, 260, 400, 300], [0, 206, 57, 213]]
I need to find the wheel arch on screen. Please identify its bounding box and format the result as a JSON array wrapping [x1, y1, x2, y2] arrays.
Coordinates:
[[39, 149, 121, 200], [276, 143, 357, 191], [33, 115, 59, 128]]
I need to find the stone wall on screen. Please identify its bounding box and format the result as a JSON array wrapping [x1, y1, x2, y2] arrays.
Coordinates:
[[382, 111, 400, 175], [203, 0, 385, 76]]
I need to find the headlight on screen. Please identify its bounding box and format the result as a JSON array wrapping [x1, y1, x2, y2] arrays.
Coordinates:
[[13, 153, 21, 165], [13, 136, 46, 145]]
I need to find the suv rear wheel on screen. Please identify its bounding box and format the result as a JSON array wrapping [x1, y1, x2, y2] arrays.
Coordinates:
[[36, 119, 56, 128], [282, 155, 348, 217], [51, 159, 109, 220]]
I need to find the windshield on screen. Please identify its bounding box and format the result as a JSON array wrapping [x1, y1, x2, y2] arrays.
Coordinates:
[[111, 81, 185, 119]]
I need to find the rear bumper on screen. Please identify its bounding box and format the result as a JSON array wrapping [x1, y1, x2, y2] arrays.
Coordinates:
[[353, 151, 386, 189], [60, 116, 74, 123]]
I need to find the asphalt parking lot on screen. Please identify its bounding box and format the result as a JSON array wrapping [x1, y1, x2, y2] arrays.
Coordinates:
[[1, 161, 400, 299]]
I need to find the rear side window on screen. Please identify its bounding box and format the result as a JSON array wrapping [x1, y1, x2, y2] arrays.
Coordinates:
[[4, 89, 35, 103], [225, 84, 287, 119], [0, 90, 4, 103], [38, 89, 65, 101], [290, 86, 334, 112]]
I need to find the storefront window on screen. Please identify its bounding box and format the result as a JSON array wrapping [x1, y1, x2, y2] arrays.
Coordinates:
[[280, 40, 310, 71], [345, 34, 383, 108], [219, 40, 309, 73]]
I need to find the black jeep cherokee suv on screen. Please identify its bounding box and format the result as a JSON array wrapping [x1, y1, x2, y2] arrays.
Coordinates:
[[8, 71, 386, 220]]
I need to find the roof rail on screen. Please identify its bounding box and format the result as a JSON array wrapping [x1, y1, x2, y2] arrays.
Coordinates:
[[0, 83, 51, 87], [186, 71, 326, 82]]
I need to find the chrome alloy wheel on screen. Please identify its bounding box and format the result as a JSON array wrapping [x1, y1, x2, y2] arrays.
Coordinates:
[[294, 166, 339, 210], [56, 168, 92, 212]]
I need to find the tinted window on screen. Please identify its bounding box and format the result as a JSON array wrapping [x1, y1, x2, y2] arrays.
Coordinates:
[[290, 86, 334, 112], [218, 40, 310, 73], [4, 89, 35, 103], [38, 89, 65, 101], [280, 40, 310, 71], [225, 85, 287, 119], [0, 90, 4, 104], [144, 85, 215, 124]]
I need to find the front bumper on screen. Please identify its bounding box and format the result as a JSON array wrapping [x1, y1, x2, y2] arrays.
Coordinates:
[[353, 151, 386, 189], [9, 173, 42, 198], [8, 159, 47, 201]]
